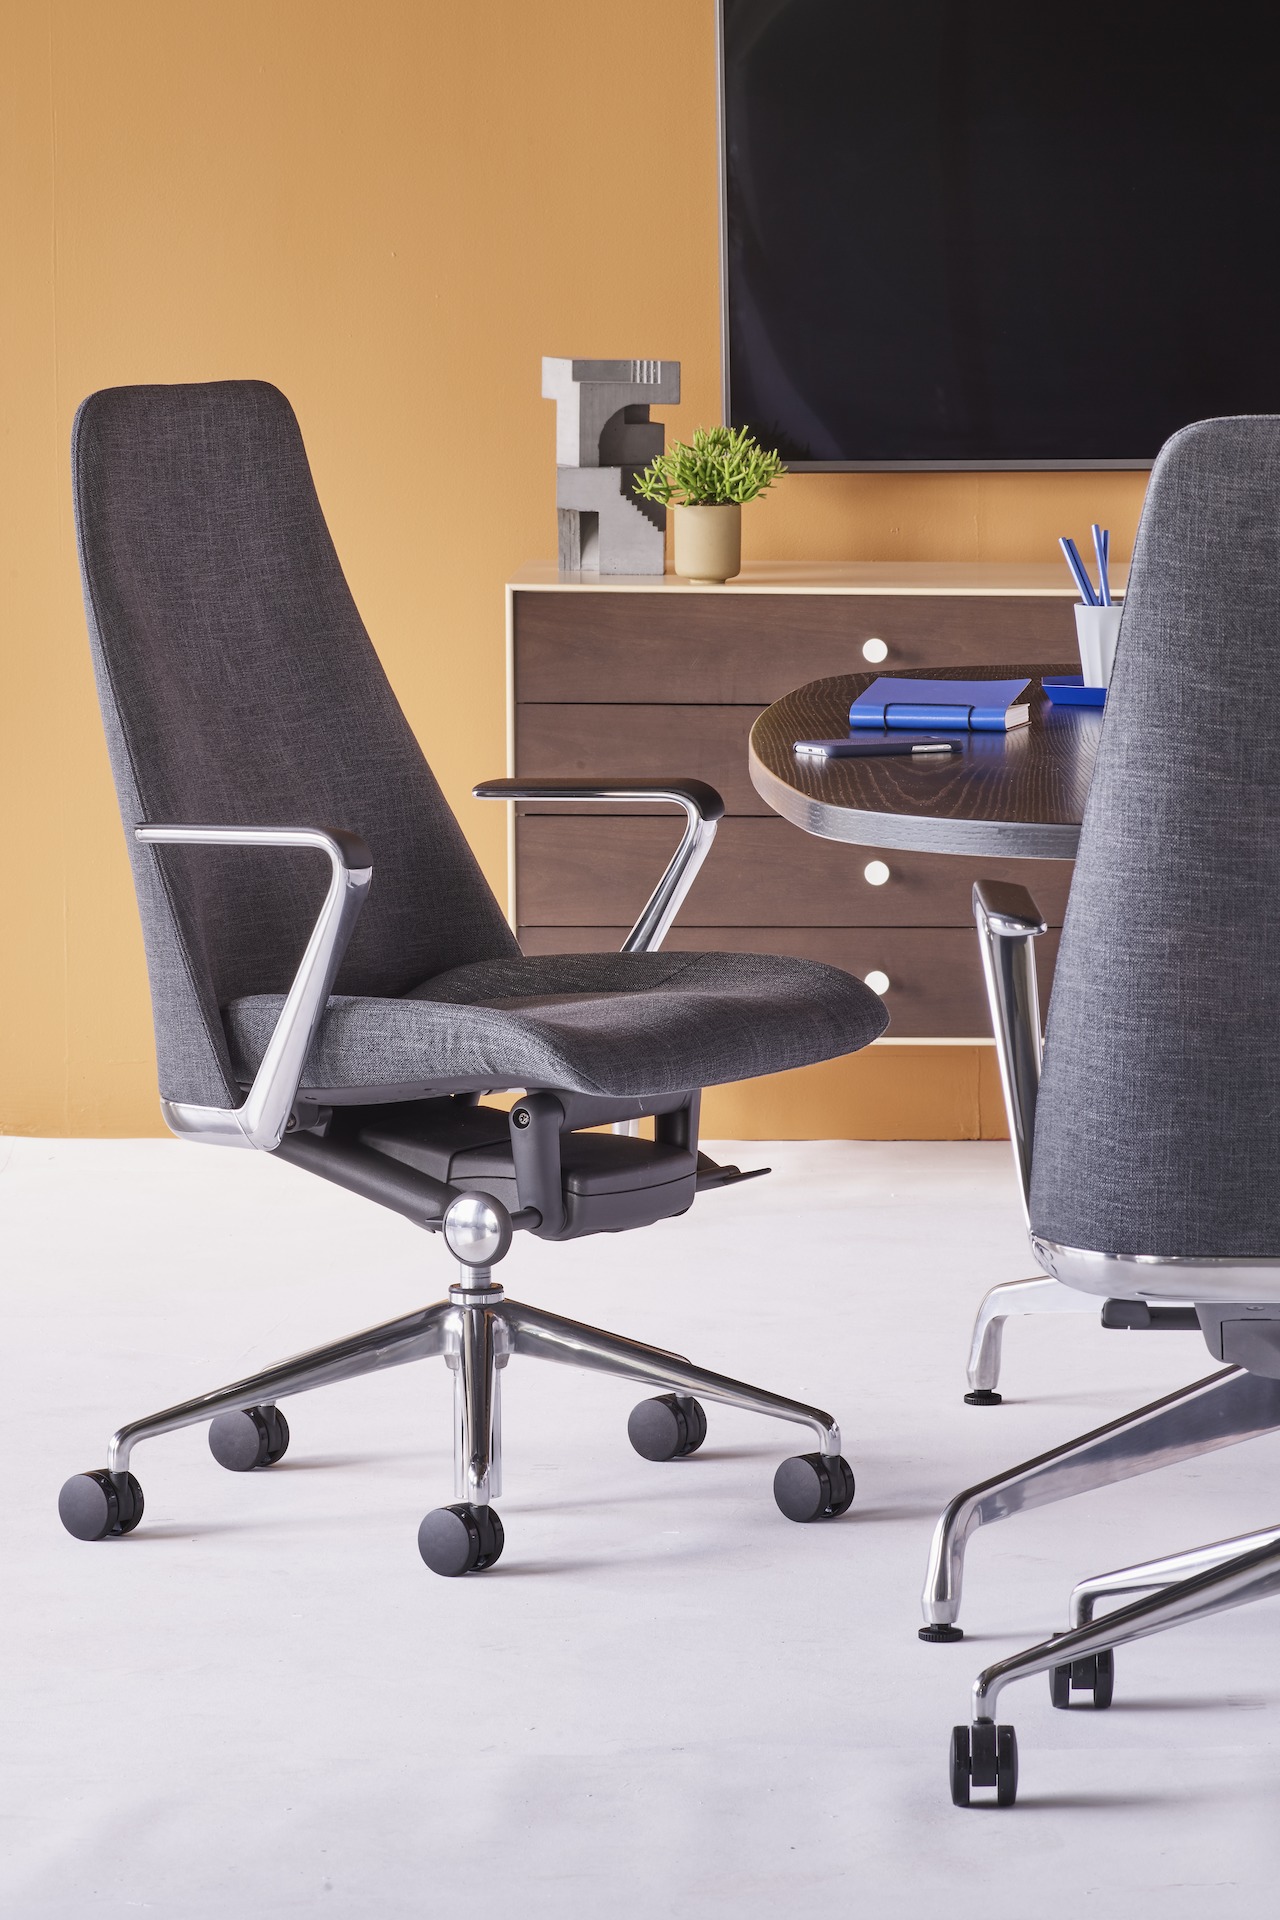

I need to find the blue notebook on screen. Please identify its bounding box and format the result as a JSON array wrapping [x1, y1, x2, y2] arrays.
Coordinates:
[[849, 677, 1031, 733]]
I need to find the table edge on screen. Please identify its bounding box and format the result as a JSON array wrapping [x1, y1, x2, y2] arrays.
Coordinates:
[[747, 744, 1081, 860]]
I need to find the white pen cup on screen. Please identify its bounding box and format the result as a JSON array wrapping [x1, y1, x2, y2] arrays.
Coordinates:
[[1074, 602, 1123, 688]]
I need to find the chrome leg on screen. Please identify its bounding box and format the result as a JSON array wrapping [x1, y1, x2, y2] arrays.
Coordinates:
[[965, 1276, 1097, 1398], [503, 1299, 841, 1457], [921, 1365, 1280, 1630], [972, 1532, 1280, 1724], [451, 1363, 505, 1503], [444, 1279, 510, 1506], [107, 1302, 451, 1474], [1068, 1521, 1280, 1627]]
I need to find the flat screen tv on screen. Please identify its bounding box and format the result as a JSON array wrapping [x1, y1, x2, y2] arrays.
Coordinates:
[[720, 0, 1280, 469]]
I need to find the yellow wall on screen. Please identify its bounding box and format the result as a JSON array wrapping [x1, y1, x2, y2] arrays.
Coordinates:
[[0, 1, 1147, 1139]]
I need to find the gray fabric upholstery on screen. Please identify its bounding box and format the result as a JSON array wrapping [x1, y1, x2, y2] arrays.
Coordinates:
[[224, 948, 888, 1099], [1030, 417, 1280, 1257], [73, 382, 519, 1106], [75, 380, 885, 1112]]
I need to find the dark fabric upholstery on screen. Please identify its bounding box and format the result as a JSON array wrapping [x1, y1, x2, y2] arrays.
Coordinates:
[[1030, 417, 1280, 1257], [73, 382, 519, 1106], [74, 379, 885, 1112], [224, 948, 888, 1098]]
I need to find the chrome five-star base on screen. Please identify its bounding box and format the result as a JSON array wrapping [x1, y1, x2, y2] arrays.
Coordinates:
[[57, 1194, 853, 1575], [950, 1519, 1280, 1806]]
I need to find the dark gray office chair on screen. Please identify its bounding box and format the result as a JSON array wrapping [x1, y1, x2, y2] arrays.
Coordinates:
[[58, 380, 887, 1576], [918, 417, 1280, 1805]]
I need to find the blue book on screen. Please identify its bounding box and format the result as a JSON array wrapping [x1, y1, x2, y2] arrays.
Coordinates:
[[849, 676, 1031, 733]]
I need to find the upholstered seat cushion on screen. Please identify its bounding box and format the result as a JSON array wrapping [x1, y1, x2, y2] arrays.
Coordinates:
[[224, 949, 887, 1100]]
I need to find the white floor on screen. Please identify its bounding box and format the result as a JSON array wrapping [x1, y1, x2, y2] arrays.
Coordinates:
[[4, 1137, 1280, 1918]]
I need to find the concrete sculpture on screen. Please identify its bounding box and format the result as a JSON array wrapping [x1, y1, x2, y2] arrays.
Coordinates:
[[542, 356, 680, 573]]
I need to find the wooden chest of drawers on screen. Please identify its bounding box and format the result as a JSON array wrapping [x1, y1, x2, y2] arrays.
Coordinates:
[[506, 563, 1093, 1039]]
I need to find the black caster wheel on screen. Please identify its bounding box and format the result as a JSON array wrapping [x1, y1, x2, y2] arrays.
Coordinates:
[[773, 1452, 855, 1522], [418, 1502, 505, 1576], [208, 1404, 290, 1472], [1050, 1647, 1114, 1709], [950, 1720, 1018, 1808], [58, 1469, 145, 1541], [919, 1622, 965, 1643], [627, 1393, 707, 1462], [963, 1389, 1003, 1407]]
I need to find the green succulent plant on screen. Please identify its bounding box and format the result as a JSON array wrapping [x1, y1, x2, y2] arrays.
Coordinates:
[[632, 425, 786, 508]]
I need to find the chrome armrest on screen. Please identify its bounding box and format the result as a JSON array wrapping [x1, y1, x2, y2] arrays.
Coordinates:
[[973, 879, 1048, 1222], [474, 777, 723, 953], [135, 824, 373, 1151]]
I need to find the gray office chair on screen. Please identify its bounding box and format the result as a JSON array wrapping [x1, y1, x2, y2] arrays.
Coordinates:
[[58, 380, 887, 1576], [922, 416, 1280, 1803]]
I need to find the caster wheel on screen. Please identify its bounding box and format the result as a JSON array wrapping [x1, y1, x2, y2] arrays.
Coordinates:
[[627, 1393, 707, 1462], [994, 1725, 1019, 1806], [58, 1469, 145, 1541], [772, 1452, 855, 1522], [919, 1622, 965, 1643], [963, 1389, 1002, 1407], [1050, 1647, 1114, 1709], [950, 1720, 1018, 1807], [949, 1724, 972, 1807], [208, 1405, 290, 1472], [418, 1502, 505, 1577]]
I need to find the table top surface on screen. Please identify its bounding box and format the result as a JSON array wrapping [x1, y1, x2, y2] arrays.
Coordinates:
[[749, 664, 1102, 859]]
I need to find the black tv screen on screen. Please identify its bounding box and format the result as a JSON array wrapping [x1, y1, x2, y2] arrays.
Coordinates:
[[721, 0, 1280, 468]]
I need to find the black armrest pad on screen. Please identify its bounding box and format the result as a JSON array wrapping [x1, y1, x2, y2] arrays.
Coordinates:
[[973, 879, 1048, 935], [473, 776, 725, 823], [325, 828, 376, 870]]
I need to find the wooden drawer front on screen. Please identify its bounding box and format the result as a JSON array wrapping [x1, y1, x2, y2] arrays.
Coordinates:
[[515, 815, 1073, 929], [516, 923, 1062, 1040], [515, 704, 767, 814], [513, 590, 1076, 704]]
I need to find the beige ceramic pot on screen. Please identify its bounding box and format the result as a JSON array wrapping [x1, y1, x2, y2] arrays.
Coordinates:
[[673, 502, 741, 583]]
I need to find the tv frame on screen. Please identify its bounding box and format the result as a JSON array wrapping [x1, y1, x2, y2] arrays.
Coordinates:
[[714, 0, 1154, 473]]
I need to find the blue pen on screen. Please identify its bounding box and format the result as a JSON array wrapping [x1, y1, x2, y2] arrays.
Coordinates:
[[1092, 524, 1112, 606], [1059, 535, 1098, 606]]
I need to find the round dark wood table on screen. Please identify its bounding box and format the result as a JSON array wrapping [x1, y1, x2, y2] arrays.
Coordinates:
[[749, 664, 1101, 859]]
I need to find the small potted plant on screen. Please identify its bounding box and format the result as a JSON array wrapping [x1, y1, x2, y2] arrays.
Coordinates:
[[632, 425, 786, 584]]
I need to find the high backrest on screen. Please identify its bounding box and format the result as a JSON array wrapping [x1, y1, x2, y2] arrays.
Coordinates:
[[73, 381, 519, 1109], [1031, 417, 1280, 1257]]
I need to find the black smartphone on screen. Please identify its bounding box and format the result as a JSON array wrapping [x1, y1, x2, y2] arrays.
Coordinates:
[[792, 736, 959, 759]]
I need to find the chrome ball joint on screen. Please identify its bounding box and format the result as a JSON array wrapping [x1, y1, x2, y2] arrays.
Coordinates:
[[442, 1191, 513, 1270]]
